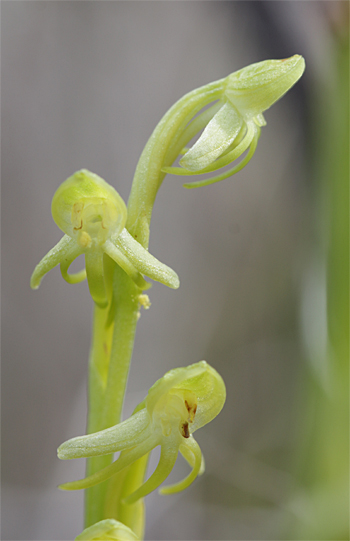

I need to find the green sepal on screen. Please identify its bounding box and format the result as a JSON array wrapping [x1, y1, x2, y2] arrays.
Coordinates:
[[115, 229, 179, 290], [58, 409, 150, 460], [30, 235, 82, 289]]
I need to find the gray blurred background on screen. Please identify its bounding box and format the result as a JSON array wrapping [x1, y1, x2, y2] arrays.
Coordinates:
[[2, 2, 343, 540]]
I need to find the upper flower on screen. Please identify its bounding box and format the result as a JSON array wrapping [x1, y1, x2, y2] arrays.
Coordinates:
[[57, 361, 226, 503], [30, 170, 179, 307], [163, 55, 305, 188]]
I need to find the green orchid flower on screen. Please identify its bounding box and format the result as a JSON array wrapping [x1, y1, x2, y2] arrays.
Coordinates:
[[163, 55, 305, 188], [75, 519, 139, 541], [57, 361, 226, 503], [30, 170, 179, 307]]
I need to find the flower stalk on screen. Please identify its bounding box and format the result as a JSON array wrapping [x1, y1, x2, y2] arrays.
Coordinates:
[[30, 55, 305, 540]]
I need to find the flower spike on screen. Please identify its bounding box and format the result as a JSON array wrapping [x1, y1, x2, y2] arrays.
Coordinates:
[[163, 55, 305, 188], [57, 361, 226, 502], [30, 170, 179, 307]]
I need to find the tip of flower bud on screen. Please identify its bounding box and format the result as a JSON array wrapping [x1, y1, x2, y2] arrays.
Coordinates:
[[225, 54, 305, 117]]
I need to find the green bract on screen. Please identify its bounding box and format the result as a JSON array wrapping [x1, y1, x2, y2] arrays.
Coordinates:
[[75, 519, 139, 541], [30, 170, 179, 307], [163, 55, 305, 187], [58, 361, 226, 503]]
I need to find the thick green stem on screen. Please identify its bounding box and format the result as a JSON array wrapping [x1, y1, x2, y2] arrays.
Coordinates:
[[85, 266, 140, 527], [101, 267, 140, 431]]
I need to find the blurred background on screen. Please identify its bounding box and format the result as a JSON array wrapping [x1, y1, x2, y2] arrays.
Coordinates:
[[2, 1, 348, 540]]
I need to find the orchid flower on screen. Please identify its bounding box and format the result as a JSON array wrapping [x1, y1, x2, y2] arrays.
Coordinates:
[[163, 55, 305, 188], [75, 519, 139, 541], [58, 361, 226, 503], [30, 170, 179, 307]]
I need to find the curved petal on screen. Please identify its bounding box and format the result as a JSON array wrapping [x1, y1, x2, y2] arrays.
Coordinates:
[[60, 247, 86, 284], [160, 436, 202, 494], [183, 124, 259, 189], [164, 101, 223, 164], [146, 361, 208, 415], [30, 235, 82, 289], [59, 435, 156, 491], [52, 169, 127, 240], [179, 102, 243, 171], [115, 229, 179, 290], [58, 409, 150, 460], [171, 361, 226, 432], [179, 438, 205, 476], [123, 442, 179, 505], [164, 120, 255, 178]]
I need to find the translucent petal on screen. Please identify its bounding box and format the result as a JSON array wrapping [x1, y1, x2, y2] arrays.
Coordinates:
[[163, 121, 255, 178], [146, 361, 226, 432], [183, 125, 259, 189], [146, 361, 207, 415], [30, 235, 82, 289], [179, 102, 243, 171], [160, 437, 202, 494], [172, 362, 226, 432], [165, 101, 222, 164], [52, 169, 127, 240]]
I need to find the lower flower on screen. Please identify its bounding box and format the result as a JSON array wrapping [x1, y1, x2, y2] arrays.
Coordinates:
[[57, 361, 226, 503]]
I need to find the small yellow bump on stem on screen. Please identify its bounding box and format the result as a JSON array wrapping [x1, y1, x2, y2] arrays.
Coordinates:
[[139, 294, 151, 310]]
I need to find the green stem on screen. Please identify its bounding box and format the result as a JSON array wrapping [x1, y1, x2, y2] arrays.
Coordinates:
[[84, 301, 113, 527], [101, 267, 140, 431], [84, 266, 140, 527], [127, 78, 225, 247]]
